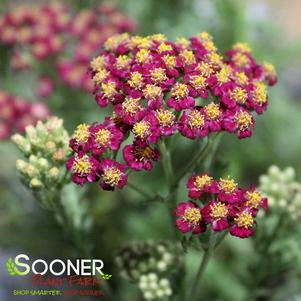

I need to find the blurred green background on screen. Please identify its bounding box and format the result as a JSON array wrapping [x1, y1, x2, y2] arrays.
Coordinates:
[[0, 0, 301, 300]]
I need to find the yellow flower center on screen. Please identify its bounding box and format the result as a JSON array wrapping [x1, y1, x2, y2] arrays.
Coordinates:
[[103, 167, 122, 186], [235, 211, 253, 228], [206, 52, 223, 66], [101, 81, 117, 98], [95, 129, 111, 147], [230, 87, 248, 104], [233, 53, 250, 68], [128, 72, 144, 89], [180, 50, 196, 65], [90, 55, 106, 71], [183, 208, 201, 225], [175, 37, 190, 48], [195, 174, 213, 190], [74, 123, 89, 143], [93, 69, 109, 84], [216, 66, 232, 84], [187, 110, 205, 128], [136, 49, 150, 63], [246, 191, 261, 209], [131, 36, 152, 49], [122, 97, 142, 115], [156, 109, 175, 126], [73, 156, 91, 175], [197, 31, 212, 42], [151, 33, 166, 43], [171, 83, 189, 99], [104, 33, 130, 51], [218, 177, 237, 194], [116, 55, 131, 69], [196, 62, 214, 77], [158, 42, 173, 53], [263, 62, 276, 76], [190, 75, 206, 90], [211, 203, 228, 219], [163, 55, 176, 68], [252, 81, 267, 104], [133, 121, 151, 139], [143, 84, 162, 99], [203, 40, 217, 52], [204, 103, 221, 120], [133, 145, 154, 160], [235, 72, 248, 86], [150, 68, 167, 83], [235, 111, 253, 130], [233, 42, 251, 53]]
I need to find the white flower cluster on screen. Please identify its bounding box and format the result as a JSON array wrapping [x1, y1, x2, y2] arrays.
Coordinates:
[[115, 241, 183, 300], [139, 273, 172, 300], [259, 165, 301, 219]]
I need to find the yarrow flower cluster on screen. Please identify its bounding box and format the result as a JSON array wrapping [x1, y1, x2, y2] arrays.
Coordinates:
[[0, 90, 49, 140], [0, 2, 136, 95], [12, 117, 70, 208], [259, 166, 301, 220], [67, 32, 277, 189], [57, 3, 136, 92], [175, 174, 268, 238], [115, 241, 182, 300]]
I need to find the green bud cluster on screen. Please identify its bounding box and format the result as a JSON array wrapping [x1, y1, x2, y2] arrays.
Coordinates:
[[12, 117, 70, 208], [259, 165, 301, 219], [115, 240, 183, 300]]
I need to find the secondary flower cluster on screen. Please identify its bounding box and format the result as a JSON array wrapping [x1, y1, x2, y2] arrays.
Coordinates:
[[0, 3, 68, 61], [12, 117, 70, 208], [0, 90, 49, 140], [67, 32, 277, 189], [115, 241, 182, 300], [58, 3, 136, 92], [259, 166, 301, 220], [0, 2, 136, 96], [175, 173, 268, 238]]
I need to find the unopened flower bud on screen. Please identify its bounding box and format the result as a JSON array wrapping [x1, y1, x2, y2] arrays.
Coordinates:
[[30, 178, 44, 189], [53, 148, 66, 161], [48, 167, 60, 180], [16, 160, 28, 173], [37, 158, 49, 170], [11, 134, 31, 153], [25, 164, 38, 178]]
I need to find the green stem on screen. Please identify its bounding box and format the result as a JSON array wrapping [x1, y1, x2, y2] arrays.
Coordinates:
[[159, 139, 174, 189], [127, 180, 153, 200], [175, 134, 216, 185], [188, 230, 217, 301]]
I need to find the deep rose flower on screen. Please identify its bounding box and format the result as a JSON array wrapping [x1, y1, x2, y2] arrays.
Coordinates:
[[243, 187, 268, 216], [202, 201, 232, 231], [230, 209, 255, 238], [187, 174, 218, 199], [99, 159, 127, 191], [175, 201, 206, 234], [178, 108, 208, 139], [123, 143, 160, 171], [66, 154, 99, 185]]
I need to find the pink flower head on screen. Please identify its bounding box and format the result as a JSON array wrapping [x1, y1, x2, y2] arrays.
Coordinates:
[[202, 201, 233, 231], [123, 143, 160, 171], [175, 201, 206, 234], [178, 108, 208, 139], [89, 121, 124, 155], [37, 76, 54, 99], [223, 109, 254, 139], [66, 154, 99, 185], [230, 209, 255, 238], [152, 109, 177, 136], [187, 174, 218, 199], [99, 159, 127, 191], [203, 102, 222, 132], [243, 187, 268, 216], [217, 177, 241, 204], [166, 82, 195, 111], [69, 123, 91, 153]]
